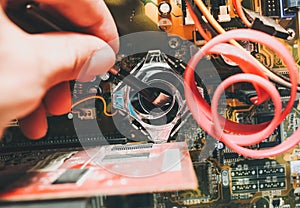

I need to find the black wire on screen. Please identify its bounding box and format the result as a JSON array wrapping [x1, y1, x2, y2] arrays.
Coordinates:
[[185, 0, 218, 37]]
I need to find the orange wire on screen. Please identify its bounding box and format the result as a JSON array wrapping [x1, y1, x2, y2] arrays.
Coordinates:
[[72, 95, 117, 117], [186, 2, 210, 41], [232, 0, 252, 27]]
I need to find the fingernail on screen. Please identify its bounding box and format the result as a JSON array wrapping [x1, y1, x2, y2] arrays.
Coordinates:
[[79, 45, 115, 81]]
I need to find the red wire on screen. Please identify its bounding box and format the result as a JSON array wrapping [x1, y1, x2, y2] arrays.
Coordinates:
[[184, 29, 298, 158], [188, 1, 268, 104], [186, 43, 270, 137], [232, 0, 252, 27], [211, 74, 283, 157], [208, 43, 270, 105]]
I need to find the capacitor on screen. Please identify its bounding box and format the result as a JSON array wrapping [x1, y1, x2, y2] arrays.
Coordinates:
[[158, 1, 172, 17], [158, 18, 172, 32]]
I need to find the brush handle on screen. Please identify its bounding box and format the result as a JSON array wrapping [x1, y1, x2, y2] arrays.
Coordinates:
[[19, 3, 161, 104]]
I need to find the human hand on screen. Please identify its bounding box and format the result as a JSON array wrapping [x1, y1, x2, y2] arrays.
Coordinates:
[[0, 0, 119, 139]]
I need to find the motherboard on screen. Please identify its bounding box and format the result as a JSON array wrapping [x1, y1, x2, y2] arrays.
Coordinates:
[[1, 0, 300, 207]]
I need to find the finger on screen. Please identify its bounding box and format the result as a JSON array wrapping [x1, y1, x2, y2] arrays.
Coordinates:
[[19, 104, 48, 139], [0, 0, 6, 8], [35, 0, 119, 52], [44, 82, 71, 115], [0, 1, 11, 24], [31, 32, 115, 88]]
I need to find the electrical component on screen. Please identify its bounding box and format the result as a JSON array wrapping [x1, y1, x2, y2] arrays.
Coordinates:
[[231, 160, 286, 196], [158, 18, 173, 31], [244, 8, 292, 39], [0, 142, 197, 201], [218, 5, 231, 22], [158, 1, 172, 17], [260, 0, 296, 18]]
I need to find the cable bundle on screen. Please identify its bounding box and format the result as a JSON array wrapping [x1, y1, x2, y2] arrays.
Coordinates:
[[184, 1, 299, 158]]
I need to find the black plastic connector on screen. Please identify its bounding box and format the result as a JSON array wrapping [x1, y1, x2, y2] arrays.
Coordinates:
[[261, 0, 296, 18], [236, 90, 258, 105], [252, 18, 290, 39], [244, 8, 292, 39]]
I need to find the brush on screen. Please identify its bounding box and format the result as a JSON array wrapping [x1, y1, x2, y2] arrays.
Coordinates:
[[22, 3, 172, 108], [109, 67, 172, 108]]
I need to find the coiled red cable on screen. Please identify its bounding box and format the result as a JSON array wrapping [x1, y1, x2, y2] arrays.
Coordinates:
[[184, 29, 298, 158]]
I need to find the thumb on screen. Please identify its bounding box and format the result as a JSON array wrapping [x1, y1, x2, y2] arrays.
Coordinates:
[[31, 32, 116, 88]]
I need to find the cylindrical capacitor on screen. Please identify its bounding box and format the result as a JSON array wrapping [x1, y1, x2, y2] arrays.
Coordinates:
[[158, 1, 172, 17]]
